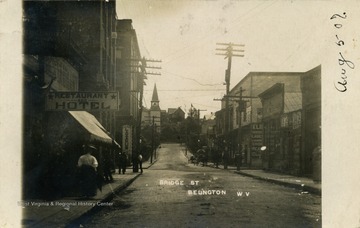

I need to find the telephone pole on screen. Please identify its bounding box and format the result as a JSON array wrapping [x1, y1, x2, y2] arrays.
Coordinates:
[[216, 42, 244, 151], [151, 115, 161, 163], [215, 87, 257, 169], [197, 109, 207, 147], [151, 115, 155, 163], [136, 57, 162, 145], [130, 57, 161, 168]]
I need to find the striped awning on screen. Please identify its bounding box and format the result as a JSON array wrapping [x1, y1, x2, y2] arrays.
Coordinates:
[[69, 111, 112, 144]]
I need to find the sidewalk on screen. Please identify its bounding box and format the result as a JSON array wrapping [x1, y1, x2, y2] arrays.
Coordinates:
[[208, 163, 321, 196], [236, 169, 321, 195], [182, 149, 320, 195], [21, 162, 155, 228]]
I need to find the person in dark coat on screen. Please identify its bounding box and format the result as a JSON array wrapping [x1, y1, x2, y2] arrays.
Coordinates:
[[223, 147, 229, 170], [118, 152, 127, 174], [213, 149, 221, 168], [103, 152, 113, 182], [77, 144, 98, 198]]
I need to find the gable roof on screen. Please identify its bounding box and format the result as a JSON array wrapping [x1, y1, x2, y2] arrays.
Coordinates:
[[168, 108, 177, 115], [284, 92, 302, 113]]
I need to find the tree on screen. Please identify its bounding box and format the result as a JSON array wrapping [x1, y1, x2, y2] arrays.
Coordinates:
[[160, 122, 181, 142], [179, 116, 202, 153]]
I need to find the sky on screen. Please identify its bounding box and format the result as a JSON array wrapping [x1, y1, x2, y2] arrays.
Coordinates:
[[115, 0, 330, 116]]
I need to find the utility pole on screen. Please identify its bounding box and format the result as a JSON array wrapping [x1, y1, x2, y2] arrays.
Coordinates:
[[137, 57, 162, 150], [215, 88, 257, 169], [151, 115, 161, 163], [197, 109, 207, 148], [129, 57, 161, 169], [216, 42, 244, 158], [151, 115, 155, 164]]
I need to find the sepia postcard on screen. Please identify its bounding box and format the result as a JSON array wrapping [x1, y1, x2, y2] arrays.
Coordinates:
[[1, 0, 360, 227]]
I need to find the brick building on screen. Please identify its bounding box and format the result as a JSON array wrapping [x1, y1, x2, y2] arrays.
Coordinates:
[[22, 0, 145, 199]]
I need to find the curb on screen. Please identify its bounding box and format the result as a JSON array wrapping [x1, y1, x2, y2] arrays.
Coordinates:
[[191, 161, 321, 196], [65, 173, 141, 227], [145, 159, 158, 169], [235, 171, 321, 196]]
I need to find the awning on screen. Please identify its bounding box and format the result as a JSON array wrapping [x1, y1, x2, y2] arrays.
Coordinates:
[[69, 111, 112, 144], [113, 139, 121, 149]]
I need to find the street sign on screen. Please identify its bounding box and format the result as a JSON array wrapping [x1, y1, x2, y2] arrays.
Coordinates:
[[122, 125, 132, 156], [45, 91, 120, 111]]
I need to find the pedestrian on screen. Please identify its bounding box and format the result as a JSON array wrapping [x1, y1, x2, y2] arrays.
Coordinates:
[[103, 152, 113, 183], [223, 147, 229, 169], [77, 144, 98, 198], [215, 150, 221, 168], [118, 152, 127, 174], [138, 153, 143, 173], [235, 152, 241, 171]]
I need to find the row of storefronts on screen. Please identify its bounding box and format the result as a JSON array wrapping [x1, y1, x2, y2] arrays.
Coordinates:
[[213, 65, 321, 178]]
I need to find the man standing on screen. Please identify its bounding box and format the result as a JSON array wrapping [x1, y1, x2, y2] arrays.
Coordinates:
[[235, 145, 243, 171], [103, 151, 113, 183], [138, 154, 143, 173], [78, 144, 98, 198], [118, 152, 127, 174], [223, 147, 229, 170]]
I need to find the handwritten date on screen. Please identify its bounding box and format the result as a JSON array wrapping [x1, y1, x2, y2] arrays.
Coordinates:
[[331, 12, 355, 92]]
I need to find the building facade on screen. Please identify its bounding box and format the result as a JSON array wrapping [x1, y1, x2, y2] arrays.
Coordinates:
[[22, 0, 146, 199], [259, 83, 303, 174], [258, 65, 321, 176], [301, 66, 321, 178], [167, 107, 185, 123], [214, 65, 321, 177], [114, 19, 144, 160], [216, 71, 303, 168]]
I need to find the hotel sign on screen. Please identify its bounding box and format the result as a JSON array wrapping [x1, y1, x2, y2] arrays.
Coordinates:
[[45, 92, 120, 111]]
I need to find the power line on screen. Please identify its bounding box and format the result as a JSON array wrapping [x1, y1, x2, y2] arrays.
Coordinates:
[[161, 1, 270, 64], [162, 70, 223, 87], [120, 1, 275, 68], [216, 42, 244, 154]]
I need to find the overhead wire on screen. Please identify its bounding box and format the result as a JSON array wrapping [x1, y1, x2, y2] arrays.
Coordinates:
[[161, 1, 271, 64], [162, 70, 223, 87], [280, 12, 328, 68], [120, 0, 280, 113], [120, 0, 278, 69]]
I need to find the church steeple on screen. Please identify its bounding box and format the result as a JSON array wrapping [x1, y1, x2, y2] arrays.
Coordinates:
[[150, 83, 160, 111], [151, 83, 159, 102]]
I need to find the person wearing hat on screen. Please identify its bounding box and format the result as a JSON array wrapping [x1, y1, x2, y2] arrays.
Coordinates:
[[118, 152, 127, 175], [138, 153, 143, 173], [78, 144, 99, 198]]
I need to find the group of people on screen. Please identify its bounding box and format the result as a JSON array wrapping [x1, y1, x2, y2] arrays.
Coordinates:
[[77, 143, 144, 198], [187, 147, 243, 170]]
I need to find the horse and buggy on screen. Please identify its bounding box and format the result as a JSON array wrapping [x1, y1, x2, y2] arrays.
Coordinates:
[[189, 149, 208, 166]]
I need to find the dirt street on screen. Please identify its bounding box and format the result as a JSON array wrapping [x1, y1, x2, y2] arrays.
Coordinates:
[[77, 143, 321, 227]]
